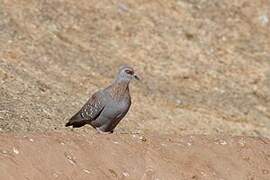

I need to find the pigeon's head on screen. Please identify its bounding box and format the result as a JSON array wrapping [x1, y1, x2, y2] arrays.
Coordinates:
[[116, 65, 140, 83]]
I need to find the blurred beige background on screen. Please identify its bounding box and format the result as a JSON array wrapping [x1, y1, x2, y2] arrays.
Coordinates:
[[0, 0, 270, 138]]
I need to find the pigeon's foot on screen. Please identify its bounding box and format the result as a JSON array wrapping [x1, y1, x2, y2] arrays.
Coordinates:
[[96, 128, 112, 135]]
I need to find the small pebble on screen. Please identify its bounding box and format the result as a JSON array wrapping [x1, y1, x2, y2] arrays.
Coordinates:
[[118, 3, 129, 12], [175, 99, 182, 105], [262, 169, 269, 174], [200, 171, 207, 176], [1, 150, 8, 154], [259, 14, 269, 26], [139, 136, 147, 142], [219, 140, 227, 145], [53, 172, 59, 178], [83, 169, 91, 174], [13, 147, 19, 154], [122, 172, 129, 177], [65, 153, 76, 165], [238, 138, 246, 147]]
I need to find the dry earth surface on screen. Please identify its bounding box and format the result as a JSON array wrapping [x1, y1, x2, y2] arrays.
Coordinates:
[[1, 133, 270, 180], [0, 0, 270, 179]]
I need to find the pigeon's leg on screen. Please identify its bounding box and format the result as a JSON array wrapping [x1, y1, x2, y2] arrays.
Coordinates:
[[96, 127, 112, 134]]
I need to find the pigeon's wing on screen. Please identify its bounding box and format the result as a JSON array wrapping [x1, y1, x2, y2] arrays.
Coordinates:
[[80, 91, 105, 121], [65, 91, 105, 127]]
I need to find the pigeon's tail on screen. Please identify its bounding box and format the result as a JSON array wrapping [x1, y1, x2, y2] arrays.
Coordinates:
[[65, 112, 87, 128]]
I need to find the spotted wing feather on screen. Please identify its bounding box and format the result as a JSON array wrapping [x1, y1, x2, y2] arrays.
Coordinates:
[[80, 92, 104, 120], [65, 91, 105, 128]]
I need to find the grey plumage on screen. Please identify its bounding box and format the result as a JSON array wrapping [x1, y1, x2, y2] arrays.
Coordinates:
[[65, 65, 139, 133]]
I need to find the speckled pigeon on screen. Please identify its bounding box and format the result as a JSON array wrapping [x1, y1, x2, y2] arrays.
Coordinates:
[[65, 65, 140, 134]]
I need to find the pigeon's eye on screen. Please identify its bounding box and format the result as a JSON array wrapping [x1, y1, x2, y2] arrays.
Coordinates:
[[125, 69, 134, 75]]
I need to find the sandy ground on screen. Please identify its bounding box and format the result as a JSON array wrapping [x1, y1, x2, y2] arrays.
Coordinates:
[[0, 0, 270, 179], [0, 132, 270, 180], [0, 0, 270, 136]]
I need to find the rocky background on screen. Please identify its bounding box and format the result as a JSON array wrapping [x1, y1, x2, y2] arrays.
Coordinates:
[[0, 0, 270, 179]]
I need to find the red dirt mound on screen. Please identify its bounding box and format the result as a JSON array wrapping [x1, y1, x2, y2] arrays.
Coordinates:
[[0, 132, 269, 180]]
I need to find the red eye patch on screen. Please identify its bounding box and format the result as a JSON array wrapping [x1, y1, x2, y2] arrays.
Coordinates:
[[125, 69, 134, 75]]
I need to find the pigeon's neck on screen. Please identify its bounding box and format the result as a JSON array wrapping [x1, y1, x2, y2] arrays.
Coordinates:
[[111, 80, 130, 100]]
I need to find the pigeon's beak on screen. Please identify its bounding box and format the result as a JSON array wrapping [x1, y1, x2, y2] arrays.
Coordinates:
[[134, 74, 140, 80]]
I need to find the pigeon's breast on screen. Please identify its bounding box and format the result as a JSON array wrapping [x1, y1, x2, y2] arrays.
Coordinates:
[[117, 98, 131, 114], [103, 97, 131, 118]]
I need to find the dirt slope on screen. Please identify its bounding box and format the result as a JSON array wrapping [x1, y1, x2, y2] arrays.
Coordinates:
[[0, 0, 270, 137], [1, 0, 270, 179], [0, 133, 270, 180]]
